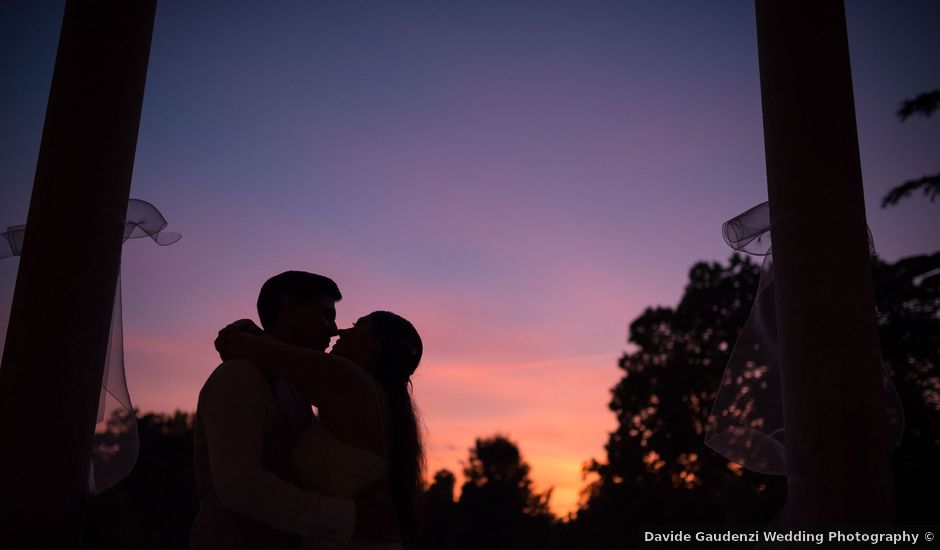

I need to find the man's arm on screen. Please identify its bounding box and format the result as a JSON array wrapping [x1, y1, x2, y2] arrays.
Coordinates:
[[198, 359, 354, 540], [214, 329, 385, 456]]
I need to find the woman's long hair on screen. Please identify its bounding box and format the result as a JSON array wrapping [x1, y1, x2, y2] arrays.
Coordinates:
[[366, 311, 425, 542]]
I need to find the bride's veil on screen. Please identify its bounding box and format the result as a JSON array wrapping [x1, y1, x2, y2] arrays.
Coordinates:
[[1, 199, 180, 494], [704, 202, 904, 475]]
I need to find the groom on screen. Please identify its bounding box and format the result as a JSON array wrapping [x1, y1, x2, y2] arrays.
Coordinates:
[[191, 271, 354, 549]]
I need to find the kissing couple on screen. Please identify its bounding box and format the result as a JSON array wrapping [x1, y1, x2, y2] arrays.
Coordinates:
[[190, 271, 424, 549]]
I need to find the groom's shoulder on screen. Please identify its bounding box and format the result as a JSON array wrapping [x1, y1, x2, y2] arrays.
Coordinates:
[[200, 359, 272, 398]]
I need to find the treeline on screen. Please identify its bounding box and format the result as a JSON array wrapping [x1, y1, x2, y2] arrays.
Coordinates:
[[82, 251, 940, 549], [572, 251, 940, 549]]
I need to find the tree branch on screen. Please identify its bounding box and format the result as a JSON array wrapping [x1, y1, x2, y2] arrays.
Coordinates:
[[881, 173, 940, 208], [897, 90, 940, 121]]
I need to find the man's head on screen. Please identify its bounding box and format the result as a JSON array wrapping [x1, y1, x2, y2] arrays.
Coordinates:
[[256, 271, 341, 351]]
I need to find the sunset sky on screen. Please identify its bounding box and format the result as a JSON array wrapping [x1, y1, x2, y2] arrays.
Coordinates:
[[1, 0, 938, 516]]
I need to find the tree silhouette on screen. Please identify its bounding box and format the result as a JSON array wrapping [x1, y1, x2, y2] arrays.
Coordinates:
[[415, 469, 459, 549], [881, 89, 940, 208], [896, 90, 940, 121], [75, 251, 939, 548], [82, 411, 197, 549], [576, 251, 940, 548], [871, 252, 940, 522], [575, 255, 784, 549], [455, 435, 555, 550]]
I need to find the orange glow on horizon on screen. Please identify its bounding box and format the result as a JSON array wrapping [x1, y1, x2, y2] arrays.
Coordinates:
[[121, 336, 624, 518]]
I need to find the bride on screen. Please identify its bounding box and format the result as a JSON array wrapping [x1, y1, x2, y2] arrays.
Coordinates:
[[214, 310, 424, 550]]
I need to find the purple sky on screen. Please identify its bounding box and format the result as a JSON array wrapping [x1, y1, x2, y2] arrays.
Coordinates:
[[2, 0, 938, 515]]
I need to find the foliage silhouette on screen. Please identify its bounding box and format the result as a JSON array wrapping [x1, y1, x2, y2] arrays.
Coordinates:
[[82, 411, 197, 550], [576, 252, 940, 549], [882, 89, 940, 208], [415, 435, 557, 549], [575, 255, 785, 550], [415, 469, 459, 549], [881, 174, 940, 208], [871, 251, 940, 523], [456, 435, 556, 549], [896, 90, 940, 121], [78, 252, 939, 549]]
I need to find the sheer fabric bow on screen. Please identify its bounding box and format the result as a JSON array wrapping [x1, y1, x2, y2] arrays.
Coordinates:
[[1, 199, 180, 493], [704, 202, 904, 475]]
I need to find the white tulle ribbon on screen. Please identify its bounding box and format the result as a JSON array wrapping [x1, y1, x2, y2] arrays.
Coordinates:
[[1, 199, 180, 494], [704, 202, 903, 475]]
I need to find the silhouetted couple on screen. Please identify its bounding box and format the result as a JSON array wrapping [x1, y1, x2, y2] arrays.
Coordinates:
[[191, 271, 424, 549]]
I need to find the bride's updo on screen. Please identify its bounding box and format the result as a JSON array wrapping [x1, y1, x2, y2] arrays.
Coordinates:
[[364, 311, 424, 542]]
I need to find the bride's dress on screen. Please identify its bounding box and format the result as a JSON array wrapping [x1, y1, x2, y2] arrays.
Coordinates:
[[291, 417, 403, 550]]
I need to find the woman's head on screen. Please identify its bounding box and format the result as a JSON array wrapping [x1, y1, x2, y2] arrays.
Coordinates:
[[333, 311, 425, 542], [331, 311, 422, 385]]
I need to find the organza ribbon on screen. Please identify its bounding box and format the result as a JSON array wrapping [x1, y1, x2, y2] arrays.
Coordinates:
[[1, 199, 180, 493], [704, 202, 904, 475]]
